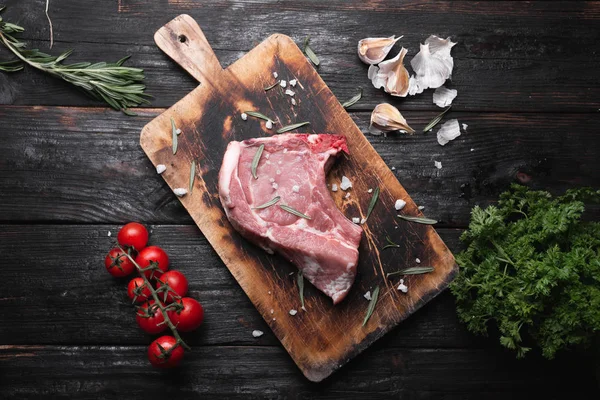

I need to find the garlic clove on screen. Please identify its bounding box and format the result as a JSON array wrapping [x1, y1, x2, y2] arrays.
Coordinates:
[[369, 103, 415, 135], [357, 35, 403, 65], [368, 47, 410, 97], [436, 119, 461, 146], [433, 86, 457, 107]]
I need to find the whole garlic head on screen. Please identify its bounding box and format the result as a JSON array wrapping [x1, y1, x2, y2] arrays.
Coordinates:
[[369, 103, 415, 135], [368, 47, 410, 97], [409, 35, 456, 94], [357, 35, 402, 65]]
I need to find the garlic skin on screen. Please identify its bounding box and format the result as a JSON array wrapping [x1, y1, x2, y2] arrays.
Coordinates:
[[437, 119, 461, 146], [409, 35, 456, 94], [358, 35, 402, 65], [368, 47, 410, 97], [433, 86, 457, 107], [369, 103, 415, 135]]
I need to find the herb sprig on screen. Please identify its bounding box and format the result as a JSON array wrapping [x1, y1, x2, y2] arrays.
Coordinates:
[[362, 286, 380, 326]]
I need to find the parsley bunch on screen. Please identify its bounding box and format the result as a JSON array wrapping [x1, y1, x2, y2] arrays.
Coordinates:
[[451, 184, 600, 358]]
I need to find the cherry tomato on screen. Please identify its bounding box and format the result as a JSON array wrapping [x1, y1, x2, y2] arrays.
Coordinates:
[[135, 246, 169, 279], [127, 277, 152, 303], [156, 271, 188, 303], [117, 222, 149, 251], [136, 300, 166, 334], [148, 335, 184, 368], [104, 248, 135, 277], [168, 297, 204, 332]]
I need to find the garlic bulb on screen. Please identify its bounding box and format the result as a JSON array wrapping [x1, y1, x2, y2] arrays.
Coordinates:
[[357, 35, 402, 65], [369, 103, 415, 135], [368, 47, 410, 97], [410, 35, 456, 94], [433, 86, 457, 107], [437, 119, 461, 146]]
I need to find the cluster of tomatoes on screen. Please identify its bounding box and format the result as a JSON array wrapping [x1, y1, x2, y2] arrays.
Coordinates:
[[104, 222, 203, 368]]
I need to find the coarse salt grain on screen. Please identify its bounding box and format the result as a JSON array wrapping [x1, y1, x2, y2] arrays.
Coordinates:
[[272, 183, 278, 190], [273, 71, 278, 78], [283, 148, 288, 153], [291, 98, 297, 106], [364, 291, 372, 301], [345, 192, 351, 199], [156, 164, 167, 174], [269, 177, 275, 183], [266, 120, 273, 129], [285, 89, 295, 97], [276, 169, 281, 175], [173, 188, 188, 197], [331, 184, 338, 192], [391, 167, 396, 170], [176, 128, 181, 135], [280, 80, 287, 88], [292, 185, 300, 193], [471, 148, 475, 152], [252, 330, 264, 338], [418, 205, 425, 210], [416, 258, 421, 263], [340, 176, 352, 190], [395, 199, 406, 210], [352, 217, 360, 224], [241, 113, 248, 121], [360, 218, 366, 224], [270, 309, 274, 314], [107, 231, 111, 237], [289, 309, 298, 316], [397, 279, 408, 293], [289, 79, 297, 87], [434, 160, 442, 169], [367, 188, 373, 193], [462, 123, 468, 131]]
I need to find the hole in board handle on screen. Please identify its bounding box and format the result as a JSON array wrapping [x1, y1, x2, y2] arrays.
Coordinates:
[[178, 34, 187, 43]]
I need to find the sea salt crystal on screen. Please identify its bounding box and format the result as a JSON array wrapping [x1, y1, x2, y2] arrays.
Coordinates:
[[345, 192, 351, 199], [340, 176, 352, 190], [276, 169, 281, 175], [283, 148, 288, 153], [241, 113, 248, 121], [416, 258, 421, 264], [364, 291, 372, 301], [292, 185, 300, 193], [272, 71, 278, 78], [291, 98, 297, 106], [176, 128, 181, 135], [270, 309, 274, 314], [397, 279, 408, 293], [352, 217, 360, 224], [470, 148, 475, 152], [418, 205, 425, 210], [252, 330, 264, 338], [266, 120, 273, 130], [285, 89, 295, 97], [272, 183, 279, 190], [280, 80, 287, 88], [331, 184, 338, 192], [156, 164, 167, 174], [289, 79, 297, 87], [360, 218, 366, 224], [395, 199, 406, 210], [107, 231, 111, 237], [434, 160, 442, 169], [462, 123, 468, 131], [289, 309, 298, 316], [269, 177, 275, 183], [173, 188, 187, 197], [391, 167, 396, 170], [367, 188, 373, 193]]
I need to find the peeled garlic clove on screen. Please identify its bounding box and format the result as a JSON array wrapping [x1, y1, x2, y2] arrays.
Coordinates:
[[357, 35, 402, 65], [368, 47, 410, 97], [436, 119, 461, 146], [433, 86, 457, 107], [369, 103, 415, 135]]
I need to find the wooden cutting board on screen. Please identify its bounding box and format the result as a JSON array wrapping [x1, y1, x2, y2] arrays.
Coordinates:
[[141, 15, 457, 382]]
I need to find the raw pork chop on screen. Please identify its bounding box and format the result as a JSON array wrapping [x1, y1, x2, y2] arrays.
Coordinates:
[[218, 134, 362, 304]]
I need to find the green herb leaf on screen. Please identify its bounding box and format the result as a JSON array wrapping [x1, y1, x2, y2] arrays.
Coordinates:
[[365, 187, 380, 221], [423, 106, 451, 133], [382, 235, 400, 250], [251, 144, 265, 179], [189, 160, 196, 193], [342, 88, 362, 108], [171, 117, 178, 155], [303, 36, 320, 66], [362, 286, 380, 326], [264, 81, 280, 91], [397, 215, 438, 224], [279, 204, 311, 219], [244, 111, 274, 122], [297, 271, 305, 309], [252, 196, 281, 210], [276, 122, 310, 134], [386, 267, 434, 278]]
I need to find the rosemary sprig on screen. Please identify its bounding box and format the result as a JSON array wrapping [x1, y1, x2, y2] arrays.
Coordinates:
[[244, 111, 275, 122], [423, 106, 451, 133], [252, 196, 281, 210], [303, 36, 320, 67], [342, 88, 362, 109], [386, 267, 434, 278], [397, 215, 438, 225], [0, 7, 150, 114], [279, 204, 311, 219], [382, 235, 400, 250], [297, 271, 305, 309], [362, 286, 380, 326], [171, 117, 178, 155], [251, 144, 265, 179], [264, 81, 280, 91], [189, 160, 196, 193], [365, 187, 380, 221], [276, 122, 310, 134]]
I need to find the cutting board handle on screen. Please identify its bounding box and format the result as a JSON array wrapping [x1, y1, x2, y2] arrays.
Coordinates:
[[154, 14, 222, 84]]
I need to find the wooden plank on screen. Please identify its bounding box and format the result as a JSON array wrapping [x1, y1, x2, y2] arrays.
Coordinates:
[[0, 345, 597, 399], [0, 2, 599, 111], [0, 224, 478, 348], [0, 106, 598, 226]]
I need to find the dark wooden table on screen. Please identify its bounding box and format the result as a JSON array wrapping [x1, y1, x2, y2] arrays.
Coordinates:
[[1, 1, 599, 398]]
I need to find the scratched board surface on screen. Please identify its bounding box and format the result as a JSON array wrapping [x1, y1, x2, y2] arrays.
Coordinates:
[[140, 15, 457, 382]]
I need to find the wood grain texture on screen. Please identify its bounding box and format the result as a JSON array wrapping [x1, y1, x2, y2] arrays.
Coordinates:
[[0, 345, 597, 400], [1, 1, 599, 112], [141, 15, 457, 381]]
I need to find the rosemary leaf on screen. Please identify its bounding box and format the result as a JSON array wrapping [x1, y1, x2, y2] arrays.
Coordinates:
[[297, 271, 305, 309], [252, 196, 281, 210], [382, 235, 400, 250], [251, 144, 265, 179], [171, 117, 178, 155], [365, 187, 380, 221], [386, 267, 434, 278], [423, 106, 452, 133], [397, 215, 438, 225], [276, 121, 310, 134], [362, 286, 380, 326], [245, 111, 274, 122], [279, 204, 311, 220], [342, 88, 363, 109], [264, 81, 280, 91], [303, 36, 320, 66], [189, 160, 196, 193]]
